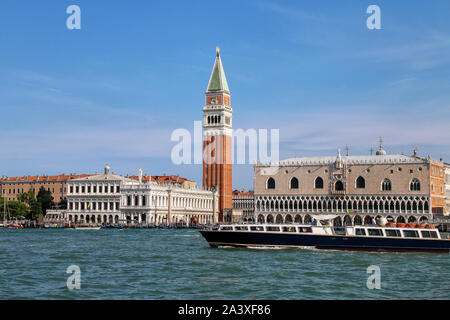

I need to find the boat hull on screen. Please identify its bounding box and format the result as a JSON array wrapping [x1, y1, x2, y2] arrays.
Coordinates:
[[200, 230, 450, 253]]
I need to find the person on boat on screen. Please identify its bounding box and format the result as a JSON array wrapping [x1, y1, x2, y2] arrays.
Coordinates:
[[372, 217, 377, 225], [311, 218, 317, 226]]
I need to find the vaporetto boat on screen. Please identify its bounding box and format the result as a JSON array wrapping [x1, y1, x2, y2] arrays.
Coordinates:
[[200, 215, 450, 253]]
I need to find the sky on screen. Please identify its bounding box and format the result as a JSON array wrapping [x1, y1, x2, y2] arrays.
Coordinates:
[[1, 0, 450, 190]]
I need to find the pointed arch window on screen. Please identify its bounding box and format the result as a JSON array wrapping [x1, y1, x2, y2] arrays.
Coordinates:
[[315, 177, 324, 189], [382, 179, 392, 191], [267, 178, 276, 190], [290, 177, 299, 189], [410, 178, 421, 191], [335, 180, 344, 191], [356, 176, 365, 189]]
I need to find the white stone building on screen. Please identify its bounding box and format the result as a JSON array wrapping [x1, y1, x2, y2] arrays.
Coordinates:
[[254, 147, 446, 226], [65, 165, 217, 226]]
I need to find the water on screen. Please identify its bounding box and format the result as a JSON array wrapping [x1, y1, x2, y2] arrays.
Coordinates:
[[0, 228, 449, 299]]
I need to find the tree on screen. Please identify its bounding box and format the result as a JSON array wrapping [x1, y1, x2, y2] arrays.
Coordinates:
[[9, 201, 28, 218], [37, 187, 53, 215], [0, 197, 28, 218], [17, 190, 35, 206], [56, 198, 67, 210], [16, 190, 42, 219], [29, 200, 42, 219]]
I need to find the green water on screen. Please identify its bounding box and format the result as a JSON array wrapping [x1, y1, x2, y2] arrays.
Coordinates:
[[0, 228, 449, 299]]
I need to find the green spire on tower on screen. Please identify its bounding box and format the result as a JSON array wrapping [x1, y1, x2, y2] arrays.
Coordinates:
[[206, 46, 230, 93]]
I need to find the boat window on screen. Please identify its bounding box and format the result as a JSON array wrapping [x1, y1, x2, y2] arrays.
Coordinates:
[[250, 226, 264, 231], [298, 227, 313, 233], [402, 230, 419, 238], [282, 226, 296, 233], [355, 228, 366, 236], [430, 231, 438, 239], [421, 230, 438, 239], [235, 226, 248, 231], [334, 227, 346, 235], [221, 226, 233, 231], [385, 229, 402, 237], [368, 229, 384, 236], [266, 226, 281, 232]]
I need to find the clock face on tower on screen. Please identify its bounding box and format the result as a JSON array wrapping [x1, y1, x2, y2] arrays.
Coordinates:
[[207, 96, 223, 105]]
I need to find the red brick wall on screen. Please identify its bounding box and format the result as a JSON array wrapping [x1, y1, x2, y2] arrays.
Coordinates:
[[203, 134, 232, 221]]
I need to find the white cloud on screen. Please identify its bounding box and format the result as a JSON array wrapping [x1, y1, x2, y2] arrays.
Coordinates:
[[249, 104, 450, 156]]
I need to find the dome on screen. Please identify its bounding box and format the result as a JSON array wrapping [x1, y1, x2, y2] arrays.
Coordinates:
[[376, 137, 387, 155]]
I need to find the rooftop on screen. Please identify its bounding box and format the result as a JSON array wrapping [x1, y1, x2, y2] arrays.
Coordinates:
[[126, 174, 194, 183], [233, 190, 254, 197], [206, 47, 230, 93], [71, 173, 133, 182], [257, 154, 428, 167], [0, 172, 194, 184], [0, 174, 92, 183]]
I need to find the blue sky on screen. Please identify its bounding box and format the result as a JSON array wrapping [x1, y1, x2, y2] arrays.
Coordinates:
[[1, 0, 450, 190]]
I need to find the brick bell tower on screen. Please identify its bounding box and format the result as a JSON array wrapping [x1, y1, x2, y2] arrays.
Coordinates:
[[203, 47, 233, 222]]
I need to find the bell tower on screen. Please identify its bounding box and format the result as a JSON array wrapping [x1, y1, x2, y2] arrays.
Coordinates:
[[203, 47, 233, 222]]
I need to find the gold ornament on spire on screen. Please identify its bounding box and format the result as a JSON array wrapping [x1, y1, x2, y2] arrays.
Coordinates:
[[216, 46, 220, 55]]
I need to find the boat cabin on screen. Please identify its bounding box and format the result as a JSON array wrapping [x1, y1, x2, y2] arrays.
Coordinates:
[[217, 224, 442, 240], [347, 226, 440, 239]]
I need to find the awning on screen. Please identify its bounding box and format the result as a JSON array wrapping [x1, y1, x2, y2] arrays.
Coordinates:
[[311, 214, 339, 221]]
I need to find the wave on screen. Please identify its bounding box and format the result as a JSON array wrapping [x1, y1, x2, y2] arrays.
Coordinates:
[[246, 246, 288, 250]]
